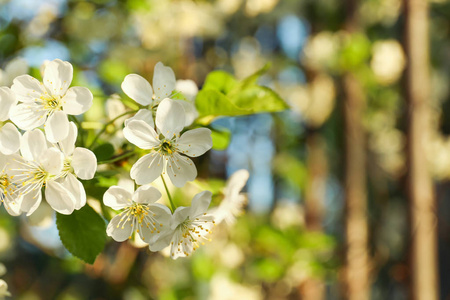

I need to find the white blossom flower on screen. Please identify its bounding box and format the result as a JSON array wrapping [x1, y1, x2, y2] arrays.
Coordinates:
[[10, 59, 93, 143], [54, 122, 97, 210], [150, 191, 215, 259], [123, 98, 212, 187], [122, 62, 176, 108], [104, 185, 172, 243], [121, 62, 197, 127], [210, 169, 249, 225], [0, 279, 10, 299], [0, 57, 28, 87], [175, 79, 199, 126], [0, 154, 22, 216], [13, 129, 75, 215], [121, 62, 175, 126], [0, 87, 21, 155]]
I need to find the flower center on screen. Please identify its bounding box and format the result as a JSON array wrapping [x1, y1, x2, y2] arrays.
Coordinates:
[[129, 203, 150, 222], [160, 140, 176, 155], [0, 174, 13, 198], [40, 94, 62, 111]]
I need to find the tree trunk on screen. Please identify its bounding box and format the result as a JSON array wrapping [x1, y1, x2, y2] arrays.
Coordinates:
[[343, 73, 370, 300], [341, 0, 371, 298], [300, 131, 327, 299], [404, 0, 439, 299]]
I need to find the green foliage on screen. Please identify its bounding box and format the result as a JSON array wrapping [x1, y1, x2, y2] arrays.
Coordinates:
[[339, 33, 372, 71], [211, 128, 231, 150], [196, 65, 288, 124], [93, 143, 115, 161], [56, 205, 107, 264]]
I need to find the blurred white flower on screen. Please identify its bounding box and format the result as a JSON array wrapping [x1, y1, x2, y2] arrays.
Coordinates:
[[302, 31, 340, 71], [370, 40, 405, 85], [10, 59, 93, 142], [175, 79, 199, 126], [271, 201, 305, 230], [209, 273, 262, 300], [150, 191, 215, 259], [0, 57, 28, 87], [0, 279, 10, 299], [210, 169, 249, 225], [104, 185, 171, 243], [124, 99, 212, 187]]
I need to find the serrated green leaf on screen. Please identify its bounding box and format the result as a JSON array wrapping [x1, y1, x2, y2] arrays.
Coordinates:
[[56, 205, 106, 264], [195, 89, 249, 119], [231, 86, 289, 113], [93, 143, 115, 161], [229, 63, 271, 95], [202, 70, 237, 94]]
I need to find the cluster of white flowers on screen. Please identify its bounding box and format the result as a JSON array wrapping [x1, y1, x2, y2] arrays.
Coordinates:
[[0, 58, 249, 261], [105, 62, 220, 259], [0, 58, 96, 217]]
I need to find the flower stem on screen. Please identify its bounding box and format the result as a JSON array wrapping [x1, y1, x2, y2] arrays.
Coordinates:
[[89, 110, 139, 149], [97, 151, 136, 165], [161, 175, 176, 212]]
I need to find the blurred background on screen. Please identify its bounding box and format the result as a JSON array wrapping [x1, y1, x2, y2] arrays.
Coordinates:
[[0, 0, 449, 299]]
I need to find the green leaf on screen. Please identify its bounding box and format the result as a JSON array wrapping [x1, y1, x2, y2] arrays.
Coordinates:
[[56, 205, 107, 264], [202, 70, 237, 94], [231, 86, 289, 113], [195, 65, 288, 124], [195, 89, 249, 119], [211, 128, 231, 150], [229, 63, 271, 94], [93, 143, 115, 161]]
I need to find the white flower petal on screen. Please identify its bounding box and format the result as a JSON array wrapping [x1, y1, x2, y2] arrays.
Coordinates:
[[20, 190, 42, 216], [190, 190, 213, 217], [172, 206, 191, 229], [0, 87, 17, 121], [72, 147, 97, 180], [124, 109, 154, 127], [62, 86, 93, 115], [11, 75, 45, 103], [43, 59, 73, 97], [103, 186, 133, 210], [0, 123, 21, 155], [107, 214, 133, 242], [3, 197, 22, 216], [20, 129, 47, 161], [40, 148, 64, 175], [225, 169, 250, 198], [167, 153, 197, 187], [4, 57, 28, 85], [121, 74, 153, 106], [10, 103, 47, 130], [45, 180, 76, 214], [130, 153, 164, 185], [176, 79, 198, 102], [58, 122, 77, 155], [123, 120, 160, 149], [45, 111, 69, 143], [177, 100, 198, 127], [155, 98, 185, 139], [177, 128, 212, 157], [132, 185, 161, 204], [61, 173, 86, 210], [153, 62, 176, 101]]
